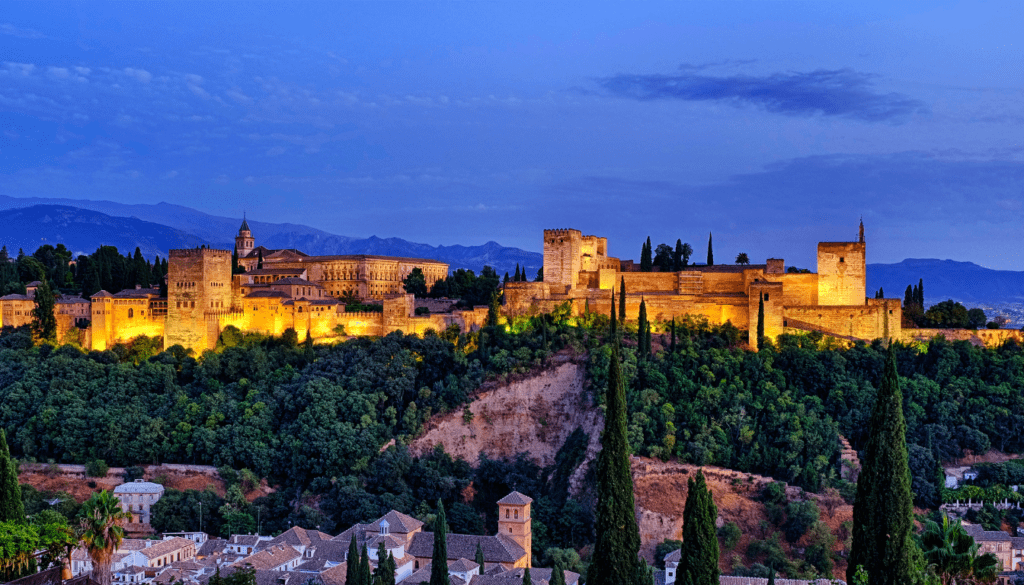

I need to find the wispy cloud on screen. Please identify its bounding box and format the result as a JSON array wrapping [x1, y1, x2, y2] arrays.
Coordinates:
[[0, 23, 46, 39], [123, 67, 152, 83], [597, 67, 926, 122]]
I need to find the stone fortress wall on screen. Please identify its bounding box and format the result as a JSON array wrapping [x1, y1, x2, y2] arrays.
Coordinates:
[[503, 223, 955, 349]]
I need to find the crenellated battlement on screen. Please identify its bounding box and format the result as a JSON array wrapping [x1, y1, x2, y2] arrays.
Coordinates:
[[169, 248, 231, 258], [543, 229, 581, 239]]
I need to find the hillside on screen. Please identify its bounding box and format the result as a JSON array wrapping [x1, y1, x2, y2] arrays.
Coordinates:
[[0, 195, 542, 274]]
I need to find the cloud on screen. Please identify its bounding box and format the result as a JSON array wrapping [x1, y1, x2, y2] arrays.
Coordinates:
[[597, 67, 926, 122], [123, 67, 152, 83], [0, 23, 46, 39], [3, 62, 35, 76]]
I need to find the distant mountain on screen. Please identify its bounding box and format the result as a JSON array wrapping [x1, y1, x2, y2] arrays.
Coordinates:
[[0, 205, 208, 258], [868, 259, 1024, 305], [0, 196, 542, 275]]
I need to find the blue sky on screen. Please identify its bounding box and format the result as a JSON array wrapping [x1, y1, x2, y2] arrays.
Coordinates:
[[1, 1, 1023, 269]]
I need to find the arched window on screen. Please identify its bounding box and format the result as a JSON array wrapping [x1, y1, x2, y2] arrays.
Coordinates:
[[128, 308, 134, 318]]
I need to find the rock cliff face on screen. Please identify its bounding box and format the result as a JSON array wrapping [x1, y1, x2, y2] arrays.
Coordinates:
[[410, 360, 603, 477]]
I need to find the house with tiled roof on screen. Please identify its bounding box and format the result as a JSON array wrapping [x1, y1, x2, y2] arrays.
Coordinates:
[[963, 523, 1024, 572], [237, 545, 303, 572]]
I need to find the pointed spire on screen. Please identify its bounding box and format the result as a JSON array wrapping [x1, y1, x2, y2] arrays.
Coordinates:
[[859, 217, 865, 243], [240, 212, 250, 233]]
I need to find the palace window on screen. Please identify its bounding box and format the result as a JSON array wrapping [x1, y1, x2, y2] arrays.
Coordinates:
[[839, 257, 845, 263]]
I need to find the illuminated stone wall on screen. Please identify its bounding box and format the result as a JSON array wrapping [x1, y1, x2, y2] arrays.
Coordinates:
[[817, 242, 866, 306], [165, 248, 232, 353], [543, 229, 582, 293]]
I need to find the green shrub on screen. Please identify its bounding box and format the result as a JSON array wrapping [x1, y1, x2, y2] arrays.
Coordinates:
[[84, 459, 108, 478], [718, 521, 742, 550]]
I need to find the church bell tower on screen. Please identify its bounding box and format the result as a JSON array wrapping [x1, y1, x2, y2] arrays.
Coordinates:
[[496, 491, 533, 568], [236, 215, 254, 259]]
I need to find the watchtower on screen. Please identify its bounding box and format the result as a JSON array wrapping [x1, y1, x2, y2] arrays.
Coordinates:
[[817, 222, 866, 306], [543, 229, 582, 294], [236, 216, 255, 259], [165, 248, 232, 352], [497, 491, 533, 568]]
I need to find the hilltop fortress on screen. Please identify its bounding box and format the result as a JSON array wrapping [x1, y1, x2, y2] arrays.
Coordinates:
[[505, 223, 904, 347], [4, 219, 1019, 353]]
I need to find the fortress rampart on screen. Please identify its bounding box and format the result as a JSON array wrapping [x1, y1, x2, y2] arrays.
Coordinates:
[[506, 223, 918, 349]]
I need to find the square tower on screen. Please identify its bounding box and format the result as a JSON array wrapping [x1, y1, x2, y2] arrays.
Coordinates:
[[543, 229, 583, 294], [166, 248, 232, 352], [817, 241, 866, 306], [497, 491, 533, 568]]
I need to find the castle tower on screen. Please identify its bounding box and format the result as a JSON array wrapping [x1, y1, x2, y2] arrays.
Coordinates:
[[236, 216, 254, 259], [817, 223, 867, 306], [165, 248, 232, 352], [543, 229, 583, 294], [497, 491, 533, 568]]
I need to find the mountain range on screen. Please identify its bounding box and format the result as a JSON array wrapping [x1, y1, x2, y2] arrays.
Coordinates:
[[0, 196, 543, 276], [1, 196, 1022, 310]]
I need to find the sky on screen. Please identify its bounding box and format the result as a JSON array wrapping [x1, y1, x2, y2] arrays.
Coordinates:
[[1, 1, 1023, 269]]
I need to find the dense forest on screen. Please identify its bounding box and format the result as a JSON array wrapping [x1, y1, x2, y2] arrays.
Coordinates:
[[3, 300, 1024, 574]]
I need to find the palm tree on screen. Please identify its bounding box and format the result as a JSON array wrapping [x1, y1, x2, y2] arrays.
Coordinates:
[[920, 515, 999, 585], [78, 491, 130, 585], [735, 253, 750, 265]]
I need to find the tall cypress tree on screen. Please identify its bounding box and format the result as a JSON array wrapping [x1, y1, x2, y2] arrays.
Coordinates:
[[706, 233, 714, 266], [0, 429, 25, 522], [917, 278, 924, 307], [256, 249, 264, 270], [429, 500, 449, 585], [474, 542, 485, 572], [640, 238, 653, 272], [677, 470, 719, 585], [637, 299, 648, 361], [669, 318, 676, 354], [359, 545, 371, 585], [619, 277, 626, 322], [673, 239, 685, 271], [550, 563, 566, 585], [590, 299, 647, 585], [904, 285, 914, 308], [610, 292, 617, 337], [521, 567, 531, 585], [756, 294, 765, 351], [32, 279, 58, 342], [849, 347, 916, 585], [346, 534, 361, 585]]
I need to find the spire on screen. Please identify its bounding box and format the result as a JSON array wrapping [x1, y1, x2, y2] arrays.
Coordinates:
[[859, 217, 865, 243], [239, 212, 250, 234]]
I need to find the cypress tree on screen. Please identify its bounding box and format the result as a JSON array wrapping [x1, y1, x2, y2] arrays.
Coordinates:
[[878, 287, 884, 298], [670, 318, 676, 354], [346, 534, 361, 585], [521, 567, 531, 585], [257, 249, 263, 270], [232, 246, 240, 274], [550, 563, 566, 585], [767, 567, 775, 585], [373, 543, 388, 584], [849, 347, 916, 585], [637, 299, 648, 361], [474, 542, 485, 572], [504, 272, 510, 284], [677, 470, 719, 585], [486, 291, 501, 328], [673, 239, 685, 271], [429, 500, 449, 585], [640, 238, 653, 272], [360, 545, 371, 585], [756, 294, 765, 351], [706, 232, 714, 266], [610, 291, 617, 337], [0, 429, 25, 522], [917, 278, 924, 308], [584, 298, 590, 315], [384, 552, 397, 585], [514, 264, 521, 282], [619, 277, 626, 322], [32, 279, 58, 342], [904, 285, 914, 308], [590, 297, 646, 585]]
